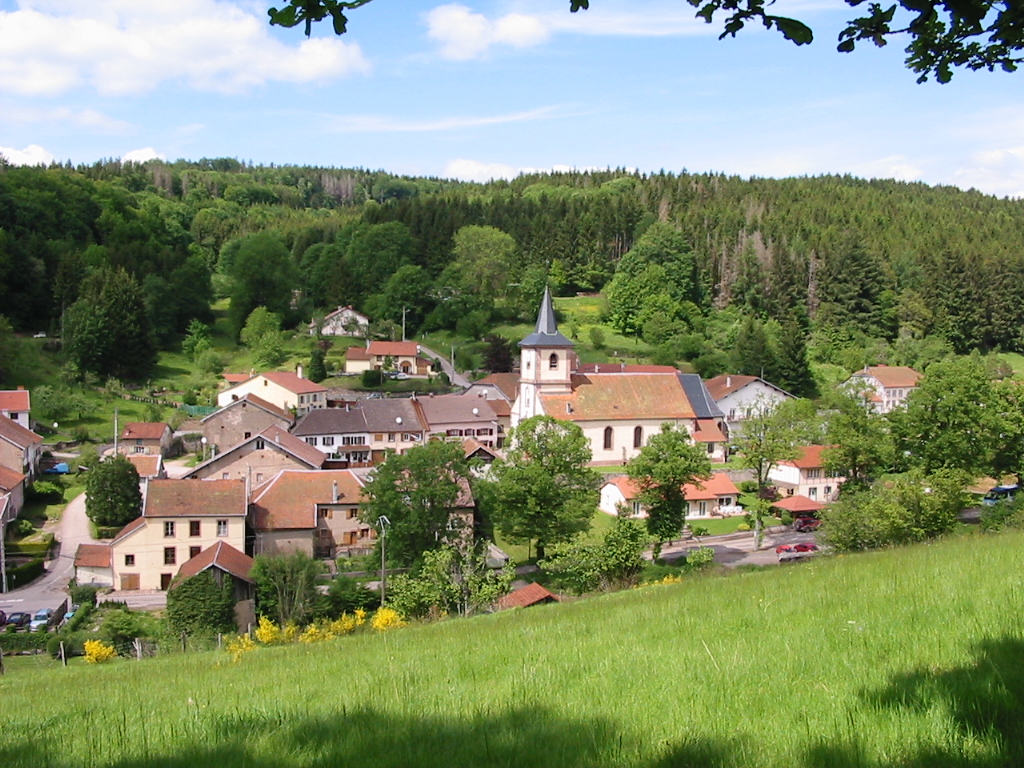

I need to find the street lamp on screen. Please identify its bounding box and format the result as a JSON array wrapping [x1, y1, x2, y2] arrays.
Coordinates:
[[377, 514, 391, 603], [200, 436, 208, 462]]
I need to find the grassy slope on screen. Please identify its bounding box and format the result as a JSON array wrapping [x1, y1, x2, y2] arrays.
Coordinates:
[[2, 532, 1023, 767]]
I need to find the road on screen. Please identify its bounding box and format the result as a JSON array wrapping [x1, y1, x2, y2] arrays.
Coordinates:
[[659, 526, 819, 568], [0, 490, 98, 617], [419, 344, 471, 388]]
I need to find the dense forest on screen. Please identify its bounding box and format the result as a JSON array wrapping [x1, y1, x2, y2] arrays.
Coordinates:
[[2, 156, 1023, 389]]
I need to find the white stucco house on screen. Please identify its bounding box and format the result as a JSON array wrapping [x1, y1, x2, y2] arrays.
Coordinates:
[[768, 445, 845, 503], [312, 306, 370, 337], [217, 369, 327, 416], [599, 472, 742, 519], [847, 365, 922, 413], [703, 375, 794, 438]]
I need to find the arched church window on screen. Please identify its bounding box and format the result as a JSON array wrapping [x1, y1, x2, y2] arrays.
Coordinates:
[[603, 426, 613, 450], [549, 353, 558, 370], [633, 426, 643, 448]]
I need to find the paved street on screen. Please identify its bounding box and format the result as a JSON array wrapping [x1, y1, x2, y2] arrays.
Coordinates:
[[419, 344, 471, 388], [1, 490, 97, 617], [658, 526, 819, 568]]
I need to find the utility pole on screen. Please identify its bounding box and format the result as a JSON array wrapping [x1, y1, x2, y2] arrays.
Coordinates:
[[377, 515, 390, 604], [401, 306, 407, 342], [1, 519, 7, 593], [113, 407, 119, 455]]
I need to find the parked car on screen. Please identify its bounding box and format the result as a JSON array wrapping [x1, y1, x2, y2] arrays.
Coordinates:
[[776, 542, 819, 562], [59, 604, 80, 627], [982, 484, 1018, 506], [793, 542, 819, 553], [29, 608, 54, 631], [5, 612, 32, 629], [0, 610, 6, 626], [794, 516, 822, 532]]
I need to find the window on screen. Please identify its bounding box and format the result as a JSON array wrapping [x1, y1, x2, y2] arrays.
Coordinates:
[[163, 521, 175, 538], [216, 520, 228, 537], [305, 437, 318, 446], [633, 426, 643, 449], [164, 547, 176, 565], [698, 501, 708, 516], [374, 434, 383, 442], [477, 428, 493, 436], [603, 426, 613, 450], [808, 487, 818, 499], [189, 520, 200, 537], [134, 445, 144, 454], [549, 353, 559, 369], [388, 433, 396, 442], [632, 501, 643, 516], [465, 428, 475, 437], [347, 509, 358, 519], [318, 509, 330, 520], [824, 485, 832, 497], [806, 468, 821, 479], [135, 439, 142, 445], [255, 438, 265, 450], [124, 554, 135, 567], [446, 429, 463, 437], [322, 436, 335, 446], [256, 473, 264, 483], [342, 436, 365, 446], [221, 472, 229, 480], [707, 443, 714, 454], [244, 431, 251, 439], [189, 546, 201, 560]]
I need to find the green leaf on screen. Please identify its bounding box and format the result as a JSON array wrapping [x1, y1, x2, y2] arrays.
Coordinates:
[[331, 9, 349, 35], [570, 0, 590, 11], [772, 16, 814, 45], [838, 38, 857, 52]]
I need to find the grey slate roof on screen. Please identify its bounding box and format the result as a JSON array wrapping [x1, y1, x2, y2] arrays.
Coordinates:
[[519, 287, 575, 348], [292, 399, 426, 436], [677, 373, 725, 419]]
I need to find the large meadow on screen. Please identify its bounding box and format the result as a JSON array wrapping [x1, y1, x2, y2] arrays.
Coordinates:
[[2, 531, 1021, 768]]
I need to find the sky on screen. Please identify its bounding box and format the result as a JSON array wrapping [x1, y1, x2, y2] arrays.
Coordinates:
[[1, 0, 1023, 197]]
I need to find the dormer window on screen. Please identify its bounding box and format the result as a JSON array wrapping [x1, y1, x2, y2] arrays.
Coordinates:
[[549, 353, 558, 369]]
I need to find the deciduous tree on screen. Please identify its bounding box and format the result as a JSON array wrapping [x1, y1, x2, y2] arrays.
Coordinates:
[[626, 423, 712, 559], [487, 415, 599, 559], [85, 455, 142, 528], [250, 551, 324, 626]]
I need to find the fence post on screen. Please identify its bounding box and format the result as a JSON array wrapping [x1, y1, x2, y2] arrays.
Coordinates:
[[180, 632, 187, 653], [0, 644, 5, 675], [217, 633, 222, 650], [59, 641, 67, 667], [133, 638, 142, 661]]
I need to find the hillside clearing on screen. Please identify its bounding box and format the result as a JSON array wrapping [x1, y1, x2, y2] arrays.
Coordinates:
[[2, 531, 1022, 767]]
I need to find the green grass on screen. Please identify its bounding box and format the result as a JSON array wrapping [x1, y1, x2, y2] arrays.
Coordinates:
[[3, 531, 1024, 767]]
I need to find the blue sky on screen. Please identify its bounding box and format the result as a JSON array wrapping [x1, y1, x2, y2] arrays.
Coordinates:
[[1, 0, 1023, 196]]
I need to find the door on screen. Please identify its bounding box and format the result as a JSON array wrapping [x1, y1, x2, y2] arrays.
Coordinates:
[[160, 573, 172, 591], [120, 574, 140, 591]]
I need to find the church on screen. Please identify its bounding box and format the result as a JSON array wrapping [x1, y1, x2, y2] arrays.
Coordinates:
[[510, 288, 728, 466]]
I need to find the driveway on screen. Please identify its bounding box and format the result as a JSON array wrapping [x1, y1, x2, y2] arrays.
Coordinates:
[[419, 344, 471, 388], [0, 490, 98, 617]]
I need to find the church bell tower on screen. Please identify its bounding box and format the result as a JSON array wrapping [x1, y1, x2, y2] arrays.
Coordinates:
[[514, 287, 574, 424]]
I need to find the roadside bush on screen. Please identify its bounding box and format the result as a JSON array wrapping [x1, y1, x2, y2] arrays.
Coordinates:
[[0, 631, 51, 653], [361, 369, 384, 387], [736, 523, 751, 532], [979, 496, 1024, 533], [5, 558, 44, 589], [100, 608, 146, 648], [69, 583, 99, 607], [315, 575, 380, 620], [64, 602, 95, 632], [779, 513, 794, 526], [94, 525, 122, 539], [684, 546, 715, 570], [821, 470, 967, 552], [166, 572, 236, 636], [738, 481, 758, 494], [690, 525, 710, 537], [47, 632, 87, 659], [84, 639, 116, 664], [27, 480, 64, 504], [12, 519, 34, 536], [542, 516, 648, 595]]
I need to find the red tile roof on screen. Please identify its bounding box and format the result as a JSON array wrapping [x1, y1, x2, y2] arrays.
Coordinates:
[[684, 472, 739, 501], [543, 373, 695, 422], [606, 475, 640, 500], [223, 373, 252, 384], [0, 465, 25, 492], [174, 541, 254, 584], [771, 495, 824, 513], [576, 364, 678, 374], [367, 341, 421, 357], [703, 375, 759, 400], [251, 469, 365, 531], [462, 438, 501, 460], [260, 371, 328, 395], [127, 454, 162, 478], [0, 390, 30, 413], [120, 422, 170, 441], [0, 415, 42, 447], [781, 445, 834, 470], [852, 365, 922, 389], [344, 346, 373, 361], [496, 582, 560, 610], [144, 478, 247, 518], [203, 393, 293, 423], [691, 419, 727, 443], [74, 544, 111, 569], [471, 373, 520, 401]]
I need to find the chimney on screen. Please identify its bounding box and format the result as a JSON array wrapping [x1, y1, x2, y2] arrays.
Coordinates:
[[16, 385, 23, 390], [726, 376, 732, 388], [332, 481, 339, 503], [296, 363, 304, 379]]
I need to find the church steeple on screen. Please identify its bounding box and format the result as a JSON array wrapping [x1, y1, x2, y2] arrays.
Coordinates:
[[519, 287, 574, 349], [514, 287, 574, 424]]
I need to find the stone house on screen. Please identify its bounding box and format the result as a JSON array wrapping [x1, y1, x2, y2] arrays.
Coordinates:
[[201, 393, 294, 454], [291, 399, 427, 466], [768, 445, 845, 503], [184, 425, 325, 486], [118, 422, 173, 457], [343, 341, 434, 376], [847, 365, 922, 413], [0, 415, 42, 480], [217, 369, 328, 416]]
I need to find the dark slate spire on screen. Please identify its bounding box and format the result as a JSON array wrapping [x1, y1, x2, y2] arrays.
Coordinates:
[[519, 286, 575, 348]]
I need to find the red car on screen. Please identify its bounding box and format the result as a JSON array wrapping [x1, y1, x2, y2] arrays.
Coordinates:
[[794, 516, 822, 532], [793, 542, 819, 553]]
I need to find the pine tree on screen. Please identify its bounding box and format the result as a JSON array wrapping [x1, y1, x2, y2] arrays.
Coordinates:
[[772, 316, 816, 396], [732, 316, 776, 379]]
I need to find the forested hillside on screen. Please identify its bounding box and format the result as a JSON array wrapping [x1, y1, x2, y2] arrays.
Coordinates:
[[2, 157, 1023, 386]]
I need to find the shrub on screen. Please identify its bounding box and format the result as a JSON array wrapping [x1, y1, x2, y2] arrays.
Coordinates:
[[690, 525, 710, 537], [316, 575, 380, 619], [84, 639, 116, 664], [684, 547, 715, 570], [64, 602, 94, 632], [0, 631, 51, 653], [27, 481, 64, 504], [69, 583, 98, 607], [254, 616, 282, 645], [361, 369, 384, 387], [166, 571, 236, 636], [13, 519, 34, 536], [225, 634, 256, 663], [980, 497, 1024, 533], [736, 523, 751, 532], [5, 558, 44, 589], [47, 633, 87, 659], [371, 607, 406, 631], [779, 513, 794, 526], [738, 481, 758, 494]]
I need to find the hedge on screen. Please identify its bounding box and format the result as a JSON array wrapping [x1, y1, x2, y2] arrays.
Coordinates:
[[4, 533, 55, 557], [0, 630, 51, 654], [4, 558, 45, 589]]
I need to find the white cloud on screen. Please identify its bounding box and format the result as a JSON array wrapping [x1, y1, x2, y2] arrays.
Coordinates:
[[323, 105, 564, 132], [0, 105, 132, 132], [0, 143, 56, 165], [952, 147, 1024, 199], [123, 147, 166, 162], [442, 158, 601, 182], [426, 4, 549, 61], [0, 1, 370, 96]]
